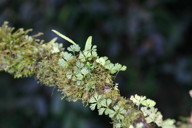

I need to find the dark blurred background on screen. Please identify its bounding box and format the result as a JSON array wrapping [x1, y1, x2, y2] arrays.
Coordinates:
[[0, 0, 192, 128]]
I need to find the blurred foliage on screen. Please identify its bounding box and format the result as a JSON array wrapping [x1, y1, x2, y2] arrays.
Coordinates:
[[0, 0, 192, 128]]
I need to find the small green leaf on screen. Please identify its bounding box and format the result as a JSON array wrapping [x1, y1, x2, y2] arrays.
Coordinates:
[[79, 52, 86, 62], [62, 52, 73, 61], [114, 63, 122, 70], [107, 99, 112, 106], [67, 44, 80, 52], [66, 70, 72, 79], [76, 61, 84, 68], [121, 65, 127, 71], [105, 108, 114, 115], [51, 43, 60, 54], [89, 97, 97, 103], [52, 30, 76, 45], [111, 63, 126, 73], [73, 66, 80, 74], [91, 45, 98, 57], [116, 114, 124, 120], [90, 104, 97, 111], [85, 62, 94, 69], [94, 93, 102, 101], [119, 108, 127, 115], [91, 50, 97, 57], [155, 112, 163, 127], [105, 63, 114, 71], [108, 110, 116, 118], [81, 68, 89, 76], [83, 51, 92, 58], [130, 94, 146, 106], [76, 73, 84, 80], [141, 107, 163, 126], [162, 119, 176, 128], [84, 36, 92, 51], [113, 105, 120, 111], [101, 99, 107, 107], [58, 58, 68, 68], [48, 38, 62, 54], [141, 99, 156, 108], [89, 93, 102, 103], [96, 57, 106, 66], [86, 81, 95, 89], [97, 103, 102, 109], [98, 108, 105, 115]]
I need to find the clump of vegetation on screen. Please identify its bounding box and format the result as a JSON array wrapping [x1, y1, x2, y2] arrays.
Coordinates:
[[0, 22, 191, 128]]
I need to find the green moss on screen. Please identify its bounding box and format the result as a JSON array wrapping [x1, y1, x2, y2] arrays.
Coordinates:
[[0, 22, 190, 128]]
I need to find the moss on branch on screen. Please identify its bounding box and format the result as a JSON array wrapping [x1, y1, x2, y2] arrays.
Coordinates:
[[0, 22, 191, 128]]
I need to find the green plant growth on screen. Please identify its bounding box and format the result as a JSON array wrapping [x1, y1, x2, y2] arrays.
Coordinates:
[[0, 22, 191, 128]]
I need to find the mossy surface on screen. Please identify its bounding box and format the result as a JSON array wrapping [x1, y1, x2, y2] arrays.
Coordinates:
[[0, 22, 190, 128]]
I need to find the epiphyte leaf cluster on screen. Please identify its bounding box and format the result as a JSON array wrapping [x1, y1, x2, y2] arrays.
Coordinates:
[[0, 22, 188, 128]]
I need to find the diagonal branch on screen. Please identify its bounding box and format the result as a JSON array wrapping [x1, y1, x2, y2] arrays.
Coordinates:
[[0, 22, 190, 128]]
